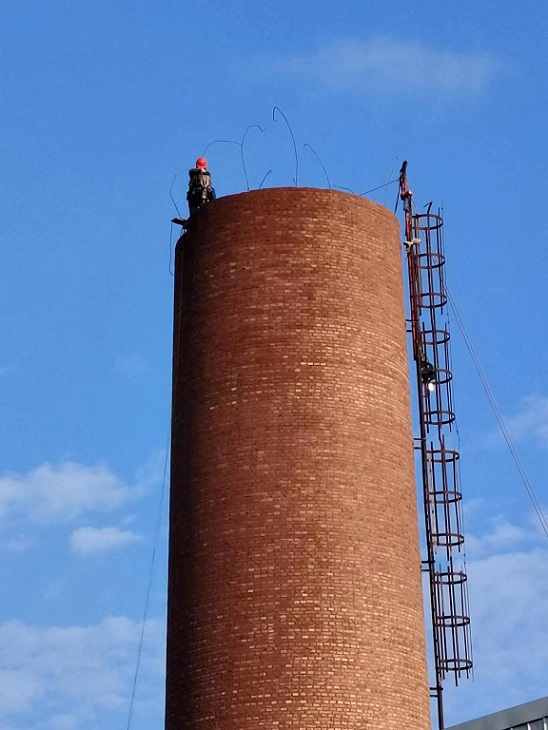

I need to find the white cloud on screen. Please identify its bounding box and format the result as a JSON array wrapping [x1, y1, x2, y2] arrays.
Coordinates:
[[287, 37, 498, 96], [443, 505, 548, 724], [0, 461, 129, 524], [502, 395, 548, 447], [465, 516, 532, 558], [0, 670, 44, 713], [0, 616, 165, 728], [70, 526, 142, 555]]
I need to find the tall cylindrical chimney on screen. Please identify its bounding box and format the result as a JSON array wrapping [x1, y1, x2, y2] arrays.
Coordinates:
[[166, 188, 430, 730]]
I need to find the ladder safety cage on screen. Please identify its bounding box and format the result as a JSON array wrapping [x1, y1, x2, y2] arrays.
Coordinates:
[[399, 163, 472, 730]]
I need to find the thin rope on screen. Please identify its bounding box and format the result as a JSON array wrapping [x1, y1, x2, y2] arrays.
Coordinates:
[[126, 436, 170, 730], [383, 156, 399, 205], [446, 286, 548, 541]]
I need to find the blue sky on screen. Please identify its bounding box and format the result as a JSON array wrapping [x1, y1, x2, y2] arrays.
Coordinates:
[[1, 2, 547, 728]]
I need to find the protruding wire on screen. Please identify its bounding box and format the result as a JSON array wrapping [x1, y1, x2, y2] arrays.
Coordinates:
[[272, 106, 299, 186], [359, 178, 399, 197], [201, 139, 241, 156], [169, 175, 182, 218], [241, 124, 264, 191], [258, 170, 272, 189], [202, 126, 264, 190], [168, 221, 175, 277], [304, 143, 331, 189], [333, 184, 355, 194]]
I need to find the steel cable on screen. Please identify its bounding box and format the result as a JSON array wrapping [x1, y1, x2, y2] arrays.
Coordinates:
[[125, 437, 170, 729], [446, 286, 548, 541]]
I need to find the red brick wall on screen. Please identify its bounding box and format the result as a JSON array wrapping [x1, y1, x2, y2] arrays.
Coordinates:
[[166, 188, 430, 730]]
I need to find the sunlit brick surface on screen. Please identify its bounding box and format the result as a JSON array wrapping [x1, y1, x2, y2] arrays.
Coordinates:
[[166, 188, 430, 730]]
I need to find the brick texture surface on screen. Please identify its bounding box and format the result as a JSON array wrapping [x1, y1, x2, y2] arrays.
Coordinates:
[[166, 188, 431, 730]]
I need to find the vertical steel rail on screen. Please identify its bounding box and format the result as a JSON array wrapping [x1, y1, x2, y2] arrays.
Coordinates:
[[399, 163, 445, 730], [410, 252, 445, 730]]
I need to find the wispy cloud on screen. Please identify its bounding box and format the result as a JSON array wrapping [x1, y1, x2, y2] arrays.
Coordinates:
[[0, 455, 166, 528], [0, 462, 129, 524], [70, 526, 142, 555], [502, 395, 548, 447], [286, 37, 499, 96], [0, 535, 34, 553], [0, 669, 43, 714], [134, 450, 168, 496], [0, 616, 165, 728], [115, 353, 148, 379], [465, 516, 532, 558]]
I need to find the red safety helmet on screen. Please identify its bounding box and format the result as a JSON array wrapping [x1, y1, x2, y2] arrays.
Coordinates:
[[195, 157, 207, 169]]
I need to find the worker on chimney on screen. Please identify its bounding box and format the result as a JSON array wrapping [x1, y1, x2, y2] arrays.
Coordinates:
[[187, 157, 216, 215], [172, 157, 216, 229], [399, 161, 420, 251], [420, 357, 436, 390]]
